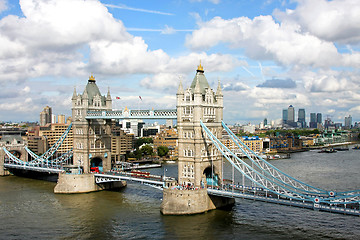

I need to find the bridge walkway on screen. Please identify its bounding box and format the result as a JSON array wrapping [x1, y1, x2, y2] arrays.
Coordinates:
[[207, 185, 360, 216], [94, 171, 175, 190]]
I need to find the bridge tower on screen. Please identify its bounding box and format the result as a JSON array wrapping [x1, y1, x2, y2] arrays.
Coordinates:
[[161, 63, 233, 215], [0, 136, 27, 176], [176, 63, 224, 188], [72, 75, 113, 173]]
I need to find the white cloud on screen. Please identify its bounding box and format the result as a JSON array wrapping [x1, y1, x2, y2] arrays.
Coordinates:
[[223, 82, 250, 91], [89, 38, 170, 75], [186, 15, 360, 69], [161, 25, 176, 35], [274, 0, 360, 44], [0, 0, 130, 84], [0, 98, 37, 112], [140, 73, 180, 91], [21, 86, 30, 94], [350, 106, 360, 113], [301, 70, 360, 93]]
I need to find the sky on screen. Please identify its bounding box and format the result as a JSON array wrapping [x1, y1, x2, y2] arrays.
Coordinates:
[[0, 0, 359, 125]]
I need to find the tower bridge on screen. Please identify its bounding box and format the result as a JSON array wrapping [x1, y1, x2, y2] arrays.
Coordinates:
[[1, 64, 360, 216]]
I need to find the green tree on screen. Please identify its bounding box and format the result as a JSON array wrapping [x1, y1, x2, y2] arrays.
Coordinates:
[[157, 146, 169, 157], [134, 137, 153, 149], [140, 145, 153, 156]]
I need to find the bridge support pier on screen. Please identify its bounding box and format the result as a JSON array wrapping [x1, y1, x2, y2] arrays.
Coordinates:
[[0, 149, 9, 176], [160, 188, 235, 215], [54, 173, 126, 193]]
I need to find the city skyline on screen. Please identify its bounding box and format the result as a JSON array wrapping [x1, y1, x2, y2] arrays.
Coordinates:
[[0, 0, 359, 124]]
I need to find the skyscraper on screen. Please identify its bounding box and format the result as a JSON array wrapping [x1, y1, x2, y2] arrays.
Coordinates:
[[39, 106, 52, 126], [310, 113, 316, 128], [282, 109, 288, 124], [316, 113, 322, 124], [298, 108, 306, 128], [287, 105, 295, 123], [345, 115, 352, 129]]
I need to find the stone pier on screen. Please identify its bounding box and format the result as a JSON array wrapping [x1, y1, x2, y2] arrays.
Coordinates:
[[160, 188, 235, 215], [0, 149, 9, 176], [54, 173, 126, 194]]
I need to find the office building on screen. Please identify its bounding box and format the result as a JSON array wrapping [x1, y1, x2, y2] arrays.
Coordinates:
[[39, 106, 52, 126], [153, 128, 178, 159], [344, 115, 352, 129], [310, 113, 316, 128], [317, 113, 322, 125], [58, 114, 66, 124], [282, 109, 288, 124], [298, 108, 306, 128], [287, 105, 295, 123], [111, 127, 134, 164], [39, 123, 73, 154]]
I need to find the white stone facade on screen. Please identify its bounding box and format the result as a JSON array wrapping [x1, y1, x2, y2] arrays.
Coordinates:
[[71, 76, 113, 173], [176, 65, 224, 187]]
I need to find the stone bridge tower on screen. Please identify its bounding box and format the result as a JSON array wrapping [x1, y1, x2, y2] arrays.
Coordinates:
[[161, 63, 234, 215], [72, 75, 112, 173], [0, 136, 27, 176], [176, 63, 223, 188]]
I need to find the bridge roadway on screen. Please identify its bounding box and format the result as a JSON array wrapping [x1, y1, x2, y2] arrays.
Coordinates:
[[94, 171, 175, 190], [4, 163, 64, 174], [207, 186, 360, 216]]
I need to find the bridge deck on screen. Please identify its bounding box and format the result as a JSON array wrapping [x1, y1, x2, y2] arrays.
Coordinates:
[[208, 188, 360, 216], [4, 163, 64, 174], [94, 172, 171, 189]]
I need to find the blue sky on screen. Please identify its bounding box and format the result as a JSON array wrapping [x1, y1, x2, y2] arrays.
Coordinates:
[[0, 0, 359, 125]]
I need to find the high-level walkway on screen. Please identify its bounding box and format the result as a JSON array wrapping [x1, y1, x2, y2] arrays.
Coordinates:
[[86, 109, 177, 120]]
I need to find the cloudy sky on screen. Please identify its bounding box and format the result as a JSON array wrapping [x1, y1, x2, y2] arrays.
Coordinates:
[[0, 0, 359, 125]]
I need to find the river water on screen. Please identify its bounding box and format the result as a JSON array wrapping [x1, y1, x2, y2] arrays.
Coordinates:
[[1, 149, 359, 239]]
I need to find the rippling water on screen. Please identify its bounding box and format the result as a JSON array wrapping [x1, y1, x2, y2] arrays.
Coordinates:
[[1, 149, 359, 239]]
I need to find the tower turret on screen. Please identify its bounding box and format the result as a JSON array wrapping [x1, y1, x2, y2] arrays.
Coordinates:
[[106, 87, 112, 109], [72, 87, 77, 100]]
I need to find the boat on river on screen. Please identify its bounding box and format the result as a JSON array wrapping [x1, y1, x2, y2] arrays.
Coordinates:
[[319, 148, 337, 153]]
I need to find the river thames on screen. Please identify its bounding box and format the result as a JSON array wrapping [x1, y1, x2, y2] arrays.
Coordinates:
[[1, 149, 359, 239]]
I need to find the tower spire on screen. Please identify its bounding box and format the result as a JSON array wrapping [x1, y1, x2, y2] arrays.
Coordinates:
[[106, 87, 111, 100], [72, 86, 77, 100], [177, 76, 184, 94], [216, 78, 223, 96]]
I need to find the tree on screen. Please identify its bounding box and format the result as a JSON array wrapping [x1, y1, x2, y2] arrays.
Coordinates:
[[134, 137, 153, 149], [157, 146, 169, 157], [140, 145, 153, 156]]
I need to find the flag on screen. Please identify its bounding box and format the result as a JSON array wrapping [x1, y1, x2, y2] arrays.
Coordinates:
[[139, 96, 142, 101], [116, 96, 120, 99]]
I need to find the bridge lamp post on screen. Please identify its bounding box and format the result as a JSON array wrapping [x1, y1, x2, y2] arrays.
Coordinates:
[[163, 168, 167, 181]]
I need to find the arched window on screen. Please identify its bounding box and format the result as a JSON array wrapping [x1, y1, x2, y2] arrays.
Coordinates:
[[185, 90, 192, 102]]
